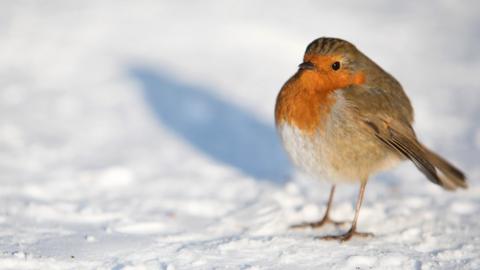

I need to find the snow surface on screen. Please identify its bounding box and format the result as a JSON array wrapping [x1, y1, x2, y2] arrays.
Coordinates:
[[1, 1, 479, 269]]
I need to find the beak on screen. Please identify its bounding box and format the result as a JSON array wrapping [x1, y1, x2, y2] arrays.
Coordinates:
[[298, 61, 315, 70]]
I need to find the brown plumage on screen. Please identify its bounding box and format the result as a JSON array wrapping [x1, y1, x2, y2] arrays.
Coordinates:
[[275, 37, 467, 241]]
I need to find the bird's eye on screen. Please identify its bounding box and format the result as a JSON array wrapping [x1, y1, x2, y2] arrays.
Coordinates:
[[331, 61, 341, 71]]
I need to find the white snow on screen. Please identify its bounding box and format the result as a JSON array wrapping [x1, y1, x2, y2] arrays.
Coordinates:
[[1, 1, 479, 269]]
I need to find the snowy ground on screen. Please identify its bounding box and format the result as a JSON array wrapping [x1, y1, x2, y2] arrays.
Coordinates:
[[1, 1, 480, 269]]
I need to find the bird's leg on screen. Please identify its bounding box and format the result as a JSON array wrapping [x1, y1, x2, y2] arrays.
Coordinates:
[[318, 181, 373, 241], [291, 185, 347, 229]]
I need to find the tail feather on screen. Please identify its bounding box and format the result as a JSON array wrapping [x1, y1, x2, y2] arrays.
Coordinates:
[[423, 147, 467, 190]]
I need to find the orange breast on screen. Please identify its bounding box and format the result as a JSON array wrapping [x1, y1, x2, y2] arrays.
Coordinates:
[[275, 71, 336, 135]]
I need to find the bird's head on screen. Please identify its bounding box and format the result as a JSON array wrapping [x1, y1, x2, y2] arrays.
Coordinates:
[[297, 37, 366, 91]]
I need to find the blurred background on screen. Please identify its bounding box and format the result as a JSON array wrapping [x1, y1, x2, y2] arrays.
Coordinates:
[[0, 0, 479, 268]]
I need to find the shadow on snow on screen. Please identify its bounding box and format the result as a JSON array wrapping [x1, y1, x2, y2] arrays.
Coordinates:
[[129, 66, 291, 184]]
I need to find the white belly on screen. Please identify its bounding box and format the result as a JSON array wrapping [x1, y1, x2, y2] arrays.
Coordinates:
[[278, 122, 401, 183], [277, 109, 403, 185], [277, 123, 342, 182]]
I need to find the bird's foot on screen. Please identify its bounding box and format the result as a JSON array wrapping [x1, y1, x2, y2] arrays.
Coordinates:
[[316, 228, 374, 242], [290, 217, 347, 229]]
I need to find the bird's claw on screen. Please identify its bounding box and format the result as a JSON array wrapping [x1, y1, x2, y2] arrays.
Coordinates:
[[316, 229, 374, 242]]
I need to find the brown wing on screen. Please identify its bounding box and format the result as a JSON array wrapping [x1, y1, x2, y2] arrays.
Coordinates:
[[342, 85, 467, 190]]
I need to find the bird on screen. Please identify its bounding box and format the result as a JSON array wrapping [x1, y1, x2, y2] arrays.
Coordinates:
[[274, 37, 467, 241]]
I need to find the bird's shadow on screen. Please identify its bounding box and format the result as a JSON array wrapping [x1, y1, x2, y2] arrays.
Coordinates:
[[129, 66, 291, 184]]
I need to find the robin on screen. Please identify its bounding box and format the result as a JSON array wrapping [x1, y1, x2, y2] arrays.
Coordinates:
[[275, 37, 467, 241]]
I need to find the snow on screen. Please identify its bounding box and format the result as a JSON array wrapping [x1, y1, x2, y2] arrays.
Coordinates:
[[0, 0, 479, 269]]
